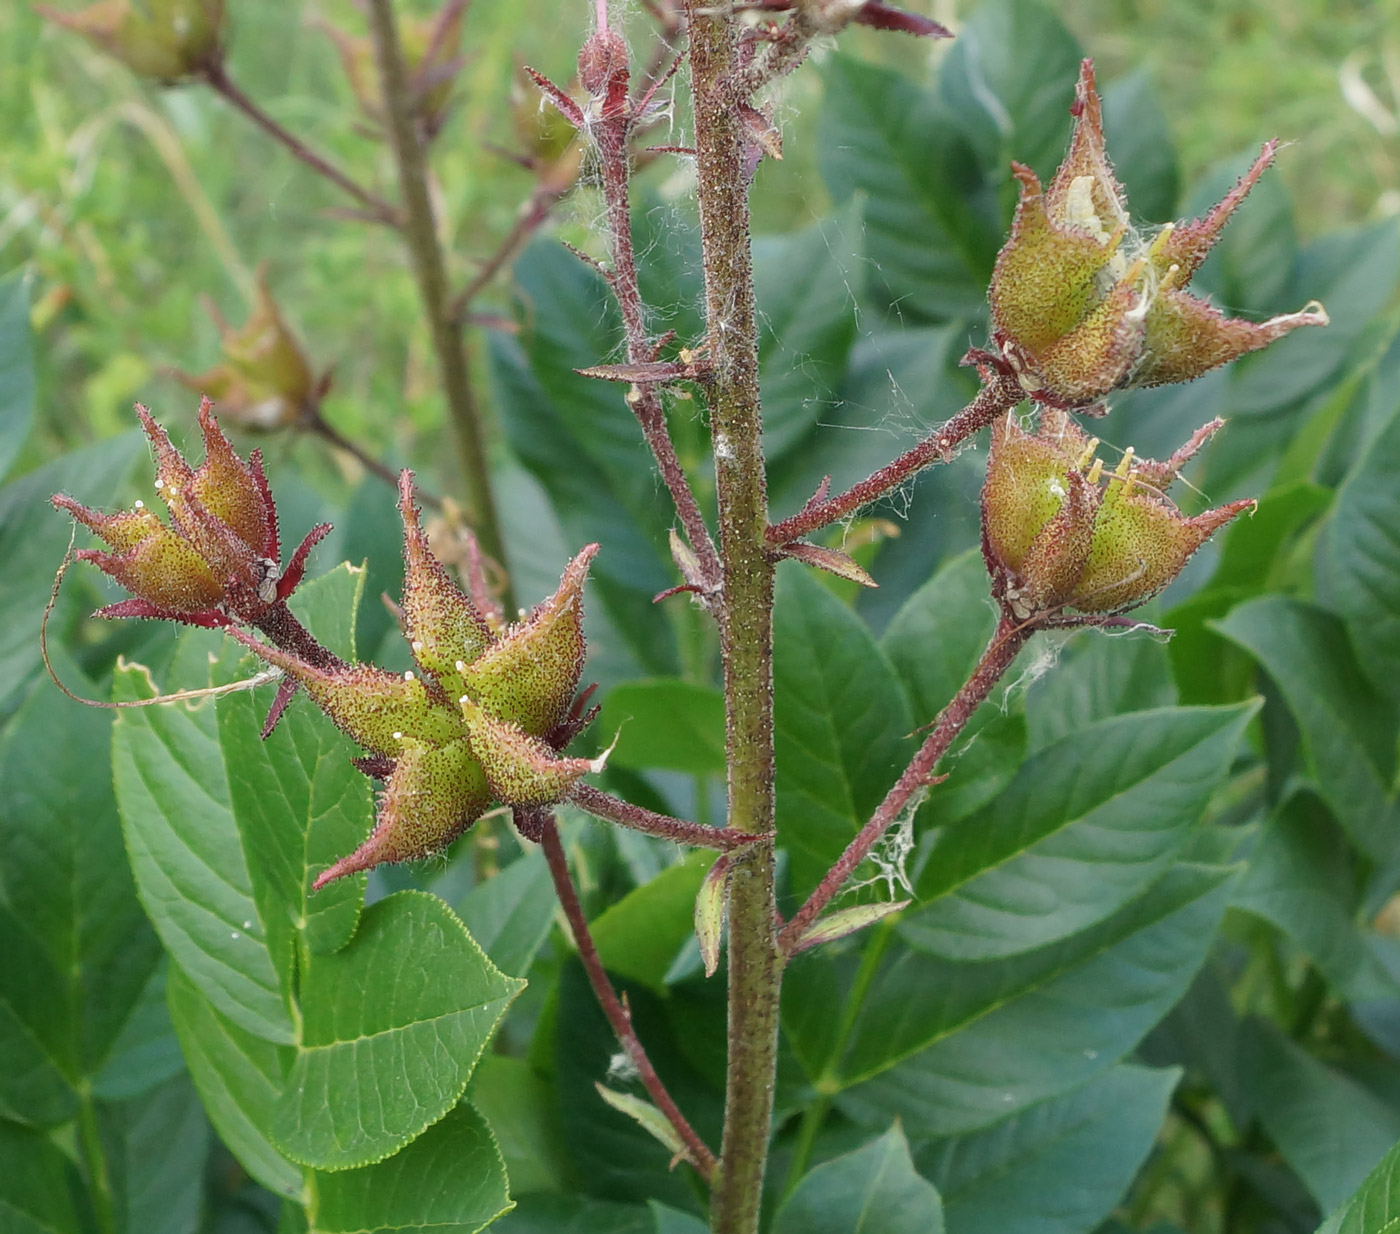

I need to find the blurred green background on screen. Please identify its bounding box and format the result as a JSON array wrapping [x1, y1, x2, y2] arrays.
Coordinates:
[[3, 0, 1395, 494]]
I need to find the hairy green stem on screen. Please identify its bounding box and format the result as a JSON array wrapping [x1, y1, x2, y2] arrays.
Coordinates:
[[366, 0, 514, 612], [684, 6, 780, 1232]]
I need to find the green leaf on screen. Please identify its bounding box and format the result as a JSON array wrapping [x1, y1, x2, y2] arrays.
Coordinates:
[[218, 568, 374, 967], [1214, 597, 1399, 861], [553, 961, 717, 1211], [819, 55, 994, 321], [1215, 479, 1332, 591], [774, 567, 913, 895], [166, 963, 303, 1201], [880, 549, 997, 724], [1228, 222, 1399, 419], [1246, 1018, 1400, 1214], [1319, 1138, 1400, 1234], [456, 847, 557, 979], [937, 0, 1082, 182], [0, 432, 141, 706], [1101, 69, 1180, 224], [0, 658, 162, 1126], [591, 850, 715, 993], [98, 1073, 210, 1234], [0, 1117, 88, 1234], [0, 270, 35, 482], [1320, 399, 1400, 700], [113, 639, 295, 1045], [493, 1194, 655, 1234], [467, 1054, 568, 1198], [599, 680, 725, 776], [309, 1102, 511, 1234], [774, 1124, 943, 1234], [272, 891, 522, 1171], [1234, 794, 1395, 1001], [91, 961, 185, 1102], [648, 1203, 708, 1234], [492, 245, 676, 674], [1024, 628, 1177, 751], [904, 704, 1255, 959], [754, 212, 859, 460], [1166, 480, 1332, 707], [835, 862, 1234, 1134], [917, 1064, 1179, 1234]]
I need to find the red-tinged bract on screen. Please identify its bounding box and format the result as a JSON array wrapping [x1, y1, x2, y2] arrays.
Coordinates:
[[53, 399, 329, 629]]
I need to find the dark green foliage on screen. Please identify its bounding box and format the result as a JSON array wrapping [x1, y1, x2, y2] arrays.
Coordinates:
[[8, 0, 1400, 1231]]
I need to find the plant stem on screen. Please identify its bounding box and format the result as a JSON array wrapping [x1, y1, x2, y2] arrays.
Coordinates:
[[766, 372, 1024, 547], [202, 61, 400, 227], [684, 6, 780, 1232], [539, 817, 719, 1181], [780, 618, 1028, 952], [570, 783, 764, 851], [302, 403, 444, 512], [448, 180, 570, 324], [366, 0, 514, 613], [591, 54, 723, 589], [780, 914, 897, 1198], [78, 1089, 117, 1234]]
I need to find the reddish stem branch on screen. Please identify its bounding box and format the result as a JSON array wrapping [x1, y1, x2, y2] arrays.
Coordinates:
[[766, 372, 1024, 547], [590, 62, 724, 592], [539, 817, 719, 1181], [571, 783, 764, 851], [202, 61, 401, 227], [301, 403, 445, 512], [448, 182, 569, 323], [779, 618, 1029, 953]]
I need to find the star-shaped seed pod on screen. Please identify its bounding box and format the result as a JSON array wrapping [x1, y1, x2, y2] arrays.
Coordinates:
[[989, 60, 1327, 409], [229, 473, 603, 888], [981, 408, 1252, 622], [52, 399, 329, 628]]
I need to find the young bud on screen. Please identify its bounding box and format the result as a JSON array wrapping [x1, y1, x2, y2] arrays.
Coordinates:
[[694, 856, 730, 979], [989, 60, 1326, 408], [320, 7, 467, 139], [55, 401, 323, 626], [578, 28, 628, 98], [39, 0, 224, 81], [981, 410, 1253, 619], [181, 269, 316, 432]]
